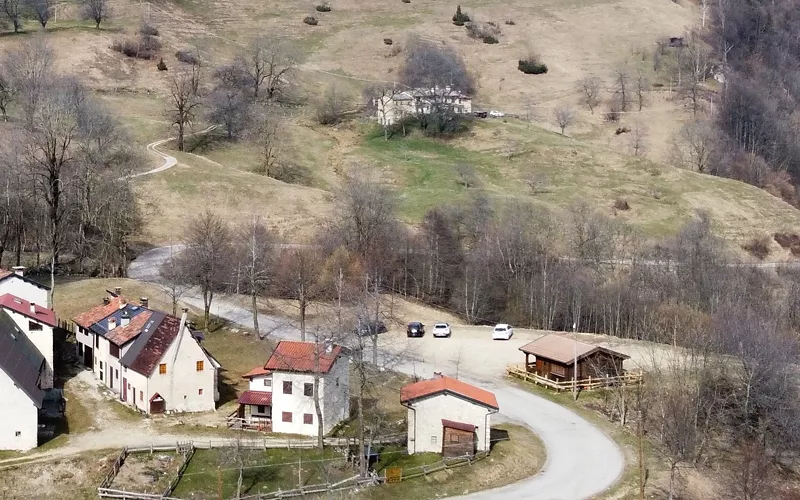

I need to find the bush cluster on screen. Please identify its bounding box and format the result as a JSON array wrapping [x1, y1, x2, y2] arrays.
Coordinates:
[[157, 58, 168, 71], [518, 58, 547, 74], [303, 16, 318, 25], [466, 22, 501, 44], [111, 34, 162, 60], [383, 38, 393, 45], [175, 49, 199, 65], [139, 23, 159, 37], [315, 4, 331, 12], [452, 5, 470, 26]]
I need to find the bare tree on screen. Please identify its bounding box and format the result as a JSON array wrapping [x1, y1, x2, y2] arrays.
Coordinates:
[[178, 211, 233, 330], [160, 244, 191, 316], [576, 76, 602, 114], [316, 85, 348, 126], [248, 106, 283, 177], [5, 38, 55, 126], [680, 40, 712, 115], [455, 162, 476, 188], [2, 0, 24, 33], [634, 69, 649, 111], [401, 35, 475, 94], [276, 247, 322, 341], [234, 36, 299, 101], [25, 0, 54, 28], [364, 83, 404, 140], [670, 120, 716, 173], [168, 63, 202, 152], [629, 120, 649, 157], [554, 106, 575, 135], [79, 0, 111, 28], [207, 64, 251, 140], [235, 216, 273, 337], [611, 65, 631, 112], [0, 68, 12, 121]]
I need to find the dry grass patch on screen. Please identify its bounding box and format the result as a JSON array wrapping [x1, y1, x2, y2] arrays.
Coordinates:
[[0, 450, 116, 500]]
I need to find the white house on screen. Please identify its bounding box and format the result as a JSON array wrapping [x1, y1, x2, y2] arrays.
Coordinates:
[[72, 292, 221, 414], [0, 309, 46, 451], [0, 294, 57, 389], [0, 267, 50, 308], [237, 340, 350, 436], [400, 374, 499, 456], [375, 86, 473, 126]]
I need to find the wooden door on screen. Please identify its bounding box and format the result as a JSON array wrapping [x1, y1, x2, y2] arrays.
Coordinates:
[[149, 394, 166, 414], [122, 378, 127, 401], [83, 346, 93, 367], [442, 427, 476, 457]]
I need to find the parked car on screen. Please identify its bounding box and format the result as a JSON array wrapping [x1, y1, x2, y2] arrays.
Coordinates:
[[407, 322, 425, 337], [355, 319, 388, 336], [492, 324, 513, 340], [489, 110, 505, 118], [432, 323, 452, 338]]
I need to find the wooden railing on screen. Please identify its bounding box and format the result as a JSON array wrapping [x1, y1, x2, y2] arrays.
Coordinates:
[[506, 365, 643, 391], [226, 413, 273, 432]]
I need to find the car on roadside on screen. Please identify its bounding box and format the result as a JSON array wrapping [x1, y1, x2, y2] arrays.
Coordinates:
[[406, 322, 425, 337], [489, 110, 505, 118], [492, 323, 513, 340], [354, 319, 388, 336], [432, 323, 452, 338]]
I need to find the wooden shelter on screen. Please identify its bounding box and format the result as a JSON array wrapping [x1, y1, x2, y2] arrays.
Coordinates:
[[518, 334, 629, 382]]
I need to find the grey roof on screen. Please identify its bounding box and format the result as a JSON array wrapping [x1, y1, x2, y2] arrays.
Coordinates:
[[119, 311, 166, 370], [89, 303, 150, 336], [0, 309, 45, 407]]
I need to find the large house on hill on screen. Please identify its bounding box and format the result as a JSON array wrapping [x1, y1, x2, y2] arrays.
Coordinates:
[[72, 291, 221, 414], [0, 294, 57, 389], [374, 86, 472, 126], [236, 340, 350, 436]]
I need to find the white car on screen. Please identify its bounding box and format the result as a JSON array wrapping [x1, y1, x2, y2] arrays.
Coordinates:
[[492, 324, 513, 340], [489, 110, 505, 118], [432, 323, 452, 338]]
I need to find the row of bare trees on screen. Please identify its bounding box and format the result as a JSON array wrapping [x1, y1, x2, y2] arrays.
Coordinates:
[[0, 38, 142, 299], [0, 0, 111, 32]]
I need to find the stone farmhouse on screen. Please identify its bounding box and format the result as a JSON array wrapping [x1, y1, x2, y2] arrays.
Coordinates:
[[374, 86, 472, 126], [401, 374, 499, 457], [72, 291, 221, 414], [235, 340, 350, 436]]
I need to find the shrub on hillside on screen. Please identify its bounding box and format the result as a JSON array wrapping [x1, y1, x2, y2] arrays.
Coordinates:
[[743, 235, 771, 259], [518, 58, 547, 74], [505, 19, 515, 25], [315, 4, 331, 12], [303, 16, 318, 25], [384, 38, 393, 45], [466, 21, 501, 44], [175, 49, 199, 65], [452, 5, 470, 25], [139, 22, 159, 37], [111, 35, 161, 60], [613, 198, 630, 211], [157, 58, 168, 71]]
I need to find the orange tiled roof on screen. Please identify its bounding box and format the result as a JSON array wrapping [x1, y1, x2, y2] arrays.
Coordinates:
[[105, 311, 153, 346], [242, 366, 272, 379], [263, 341, 342, 374], [400, 375, 499, 410], [73, 296, 125, 329]]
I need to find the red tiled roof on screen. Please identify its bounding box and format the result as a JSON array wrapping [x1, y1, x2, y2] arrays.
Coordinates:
[[238, 390, 273, 406], [0, 294, 57, 327], [242, 366, 272, 379], [126, 314, 182, 376], [263, 341, 342, 374], [105, 311, 153, 346], [73, 296, 125, 329], [442, 419, 476, 433], [400, 375, 499, 410], [519, 334, 629, 365]]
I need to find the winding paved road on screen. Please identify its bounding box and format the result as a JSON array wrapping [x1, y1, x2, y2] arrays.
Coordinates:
[[128, 246, 624, 499]]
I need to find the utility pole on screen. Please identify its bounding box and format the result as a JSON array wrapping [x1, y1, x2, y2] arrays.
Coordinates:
[[572, 322, 578, 401]]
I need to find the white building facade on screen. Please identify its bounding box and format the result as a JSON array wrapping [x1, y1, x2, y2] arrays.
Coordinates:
[[401, 375, 498, 455], [375, 86, 473, 126], [0, 371, 40, 451], [0, 267, 49, 308], [239, 341, 350, 437], [0, 295, 57, 389]]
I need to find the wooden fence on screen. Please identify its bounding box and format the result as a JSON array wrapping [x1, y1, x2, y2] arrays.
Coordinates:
[[97, 444, 192, 500], [384, 451, 489, 482], [506, 365, 643, 391]]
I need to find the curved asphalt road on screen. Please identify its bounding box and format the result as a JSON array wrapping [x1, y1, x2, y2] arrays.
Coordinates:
[[128, 246, 624, 499]]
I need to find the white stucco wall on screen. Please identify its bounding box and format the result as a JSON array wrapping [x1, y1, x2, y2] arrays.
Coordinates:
[[0, 277, 48, 308], [321, 357, 349, 435], [142, 327, 217, 413], [0, 371, 38, 451], [122, 366, 148, 412], [4, 309, 54, 389], [406, 394, 493, 454], [271, 371, 319, 436], [249, 374, 273, 392]]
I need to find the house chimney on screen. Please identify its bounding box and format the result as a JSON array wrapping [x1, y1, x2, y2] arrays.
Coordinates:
[[140, 297, 149, 308], [103, 297, 110, 306], [325, 343, 333, 354], [11, 266, 24, 277], [120, 310, 130, 327], [433, 371, 443, 379], [108, 317, 117, 330], [114, 287, 122, 296], [29, 302, 36, 314]]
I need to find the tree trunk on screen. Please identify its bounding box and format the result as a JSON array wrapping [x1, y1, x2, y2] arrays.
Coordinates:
[[313, 368, 324, 450], [357, 366, 366, 476], [177, 121, 185, 152], [299, 291, 306, 341], [668, 462, 676, 500], [203, 287, 213, 331]]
